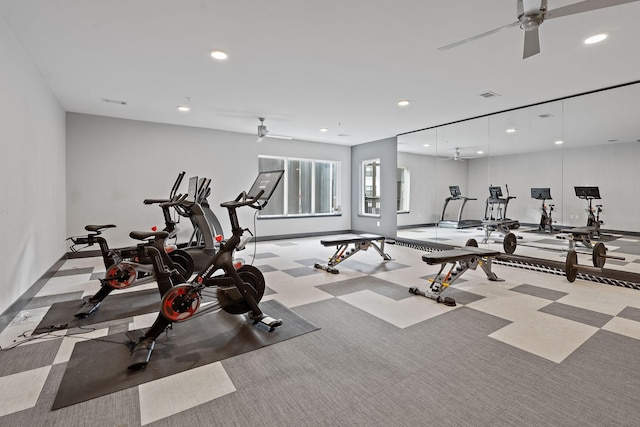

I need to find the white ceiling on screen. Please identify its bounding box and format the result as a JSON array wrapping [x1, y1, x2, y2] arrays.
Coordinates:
[[2, 0, 639, 152]]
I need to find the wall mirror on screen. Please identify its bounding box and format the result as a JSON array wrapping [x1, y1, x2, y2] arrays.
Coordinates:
[[397, 81, 640, 275], [362, 158, 381, 216]]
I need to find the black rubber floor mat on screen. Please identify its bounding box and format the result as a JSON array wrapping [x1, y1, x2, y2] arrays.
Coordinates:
[[34, 289, 162, 333], [52, 300, 319, 409]]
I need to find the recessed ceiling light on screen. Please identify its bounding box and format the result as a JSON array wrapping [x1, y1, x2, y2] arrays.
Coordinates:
[[397, 100, 410, 107], [477, 150, 484, 154], [506, 128, 516, 133], [320, 128, 328, 132], [584, 34, 607, 45], [555, 140, 563, 145], [423, 144, 430, 147], [210, 50, 228, 60], [177, 106, 190, 112]]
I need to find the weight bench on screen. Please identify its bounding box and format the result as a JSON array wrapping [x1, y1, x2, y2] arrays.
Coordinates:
[[314, 234, 393, 274], [556, 227, 596, 250], [409, 242, 503, 306]]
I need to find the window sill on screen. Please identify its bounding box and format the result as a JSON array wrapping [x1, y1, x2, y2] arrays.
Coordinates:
[[258, 213, 343, 220]]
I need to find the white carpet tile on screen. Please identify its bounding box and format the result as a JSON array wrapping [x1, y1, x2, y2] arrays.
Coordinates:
[[0, 366, 51, 417], [138, 361, 235, 425], [0, 306, 50, 349], [602, 316, 640, 340], [339, 289, 454, 328], [489, 311, 599, 363], [35, 275, 99, 298]]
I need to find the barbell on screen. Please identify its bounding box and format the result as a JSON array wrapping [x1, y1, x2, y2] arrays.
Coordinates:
[[565, 242, 626, 282]]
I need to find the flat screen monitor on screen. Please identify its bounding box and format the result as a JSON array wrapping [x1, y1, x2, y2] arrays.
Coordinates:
[[575, 186, 601, 199], [489, 186, 502, 198], [247, 170, 285, 201], [449, 185, 461, 198], [531, 187, 551, 200]]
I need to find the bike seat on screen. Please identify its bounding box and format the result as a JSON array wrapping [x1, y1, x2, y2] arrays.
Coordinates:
[[85, 224, 116, 232], [129, 230, 169, 241]]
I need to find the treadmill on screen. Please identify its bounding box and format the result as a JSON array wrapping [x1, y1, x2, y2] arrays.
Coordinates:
[[438, 185, 482, 229]]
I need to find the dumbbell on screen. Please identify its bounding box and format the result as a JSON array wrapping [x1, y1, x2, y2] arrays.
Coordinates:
[[565, 242, 626, 282]]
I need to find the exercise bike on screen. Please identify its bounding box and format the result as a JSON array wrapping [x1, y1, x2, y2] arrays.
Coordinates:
[[531, 187, 555, 233], [68, 194, 195, 318], [128, 170, 285, 371], [575, 186, 604, 238]]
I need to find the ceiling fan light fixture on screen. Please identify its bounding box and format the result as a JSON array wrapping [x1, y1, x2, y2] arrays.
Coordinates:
[[584, 33, 607, 45]]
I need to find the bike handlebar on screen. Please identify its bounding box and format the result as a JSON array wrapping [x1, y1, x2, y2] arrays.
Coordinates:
[[159, 193, 188, 208], [220, 189, 265, 209]]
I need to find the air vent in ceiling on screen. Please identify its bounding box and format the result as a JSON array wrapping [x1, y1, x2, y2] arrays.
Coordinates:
[[479, 91, 500, 98], [101, 98, 127, 105]]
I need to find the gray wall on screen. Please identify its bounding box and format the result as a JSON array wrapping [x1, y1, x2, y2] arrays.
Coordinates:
[[410, 141, 640, 232], [66, 113, 352, 248], [480, 142, 639, 230], [351, 137, 397, 237], [397, 152, 470, 227], [0, 15, 66, 314]]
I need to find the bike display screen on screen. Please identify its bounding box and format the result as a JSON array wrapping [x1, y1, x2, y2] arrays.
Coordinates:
[[247, 170, 285, 201]]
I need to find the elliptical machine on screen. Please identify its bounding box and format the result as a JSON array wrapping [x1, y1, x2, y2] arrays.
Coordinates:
[[531, 187, 555, 233], [128, 170, 285, 371], [484, 185, 520, 229]]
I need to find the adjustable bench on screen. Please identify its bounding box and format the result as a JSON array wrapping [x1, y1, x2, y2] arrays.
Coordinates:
[[556, 226, 596, 249], [409, 242, 503, 306], [314, 233, 393, 274]]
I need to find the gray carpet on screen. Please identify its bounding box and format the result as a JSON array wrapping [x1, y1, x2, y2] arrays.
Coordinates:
[[52, 300, 318, 410]]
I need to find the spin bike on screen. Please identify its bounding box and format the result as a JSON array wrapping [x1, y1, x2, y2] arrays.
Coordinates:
[[575, 186, 604, 238], [531, 187, 555, 233], [128, 170, 285, 371], [69, 194, 195, 317]]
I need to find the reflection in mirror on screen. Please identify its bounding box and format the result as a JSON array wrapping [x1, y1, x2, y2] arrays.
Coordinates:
[[396, 128, 438, 239], [562, 83, 640, 234], [485, 101, 563, 253], [362, 158, 381, 216], [436, 117, 490, 232], [397, 81, 640, 282], [397, 167, 410, 213]]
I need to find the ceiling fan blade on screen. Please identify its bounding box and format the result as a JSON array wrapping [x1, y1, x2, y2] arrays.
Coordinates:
[[523, 27, 541, 58], [438, 21, 519, 51], [545, 0, 640, 20], [517, 0, 524, 17]]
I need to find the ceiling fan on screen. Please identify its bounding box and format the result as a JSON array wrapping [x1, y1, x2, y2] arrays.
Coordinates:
[[441, 147, 474, 162], [438, 0, 640, 59], [256, 117, 292, 142]]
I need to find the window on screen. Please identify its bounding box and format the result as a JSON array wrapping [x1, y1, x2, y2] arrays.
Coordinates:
[[397, 167, 410, 213], [258, 156, 340, 217], [361, 159, 380, 216]]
